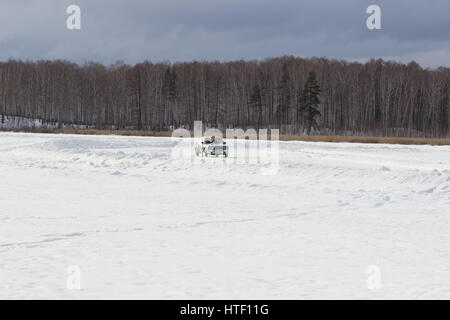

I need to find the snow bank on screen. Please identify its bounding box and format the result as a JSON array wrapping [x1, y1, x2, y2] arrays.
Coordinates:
[[0, 115, 94, 130]]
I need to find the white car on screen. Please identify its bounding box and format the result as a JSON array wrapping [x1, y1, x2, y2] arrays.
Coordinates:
[[195, 136, 228, 157]]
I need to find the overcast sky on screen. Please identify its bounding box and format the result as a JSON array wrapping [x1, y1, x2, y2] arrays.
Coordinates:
[[0, 0, 449, 68]]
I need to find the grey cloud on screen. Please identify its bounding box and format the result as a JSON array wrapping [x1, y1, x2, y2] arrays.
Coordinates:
[[0, 0, 449, 68]]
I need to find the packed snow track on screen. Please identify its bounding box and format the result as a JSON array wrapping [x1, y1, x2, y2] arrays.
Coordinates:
[[0, 132, 449, 299]]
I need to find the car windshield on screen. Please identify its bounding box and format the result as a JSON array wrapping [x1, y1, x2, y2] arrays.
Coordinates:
[[203, 136, 222, 144]]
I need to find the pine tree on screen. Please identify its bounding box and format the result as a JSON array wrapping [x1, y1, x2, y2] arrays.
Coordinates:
[[249, 83, 263, 128], [162, 67, 177, 101], [276, 63, 291, 126], [299, 71, 321, 135], [162, 67, 177, 129]]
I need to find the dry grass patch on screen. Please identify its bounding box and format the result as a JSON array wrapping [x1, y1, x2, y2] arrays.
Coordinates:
[[1, 128, 449, 145], [278, 135, 450, 146]]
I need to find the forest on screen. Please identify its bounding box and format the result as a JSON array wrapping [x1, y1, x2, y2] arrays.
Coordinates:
[[0, 56, 449, 137]]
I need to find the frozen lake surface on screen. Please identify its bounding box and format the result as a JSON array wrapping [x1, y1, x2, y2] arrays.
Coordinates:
[[0, 132, 449, 299]]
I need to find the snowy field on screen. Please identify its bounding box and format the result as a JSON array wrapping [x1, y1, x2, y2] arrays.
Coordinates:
[[0, 132, 449, 299]]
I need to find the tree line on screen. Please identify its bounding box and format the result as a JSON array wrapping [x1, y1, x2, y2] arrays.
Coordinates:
[[0, 56, 448, 137]]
